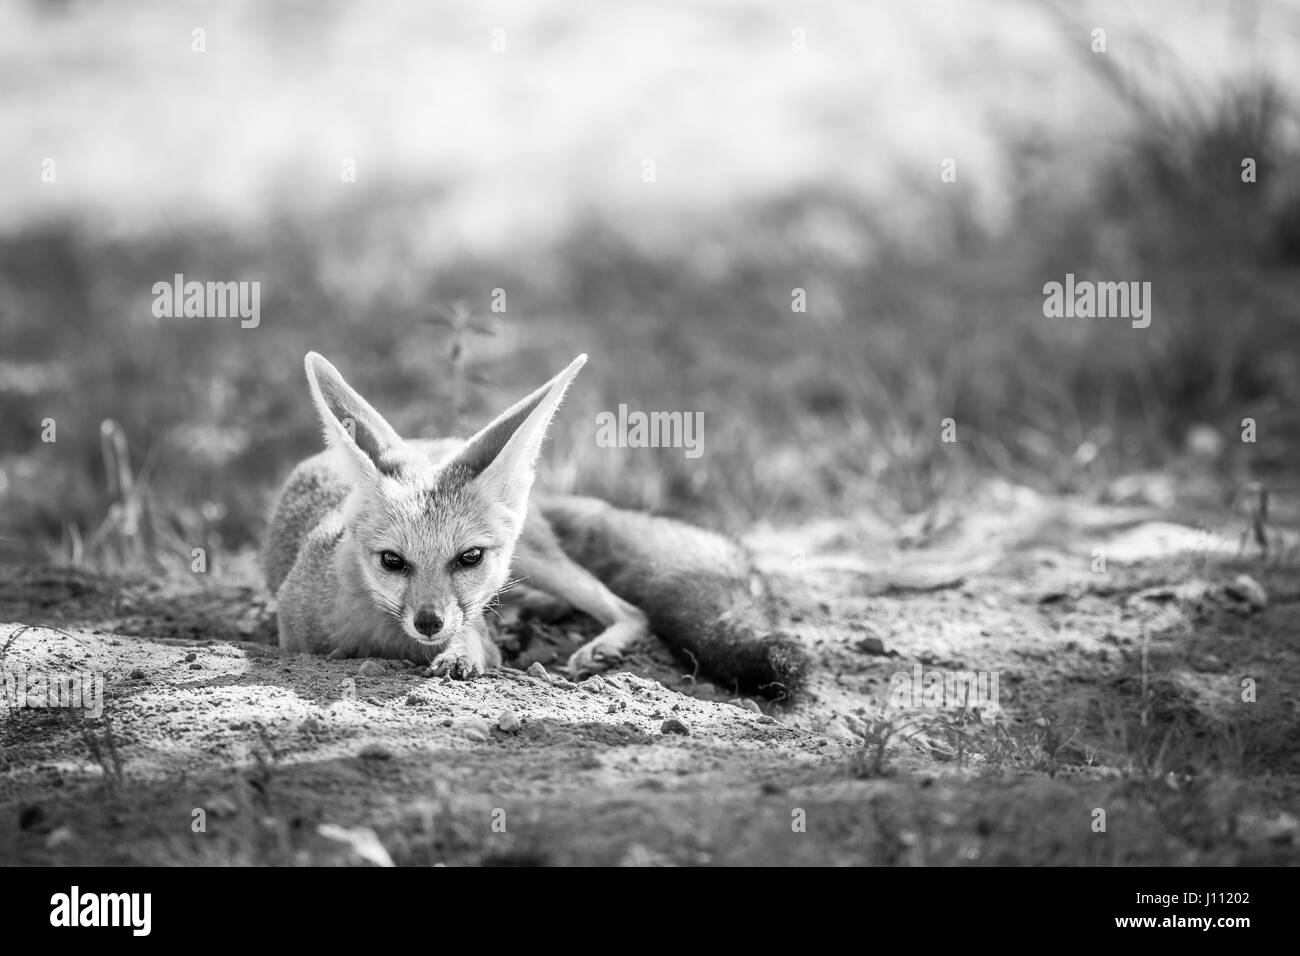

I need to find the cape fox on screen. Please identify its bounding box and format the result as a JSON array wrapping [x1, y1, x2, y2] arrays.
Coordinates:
[[263, 352, 808, 698]]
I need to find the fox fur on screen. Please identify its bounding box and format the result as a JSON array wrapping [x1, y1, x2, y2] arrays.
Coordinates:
[[264, 352, 807, 697]]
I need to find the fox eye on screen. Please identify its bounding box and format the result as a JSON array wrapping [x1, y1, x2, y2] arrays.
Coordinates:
[[456, 547, 484, 568], [379, 550, 408, 573]]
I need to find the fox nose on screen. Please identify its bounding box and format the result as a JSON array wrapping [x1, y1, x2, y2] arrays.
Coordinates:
[[413, 609, 444, 637]]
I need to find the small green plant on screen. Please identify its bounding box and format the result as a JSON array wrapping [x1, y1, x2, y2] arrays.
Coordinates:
[[64, 709, 125, 791], [428, 302, 498, 434], [51, 420, 213, 576], [850, 715, 921, 778]]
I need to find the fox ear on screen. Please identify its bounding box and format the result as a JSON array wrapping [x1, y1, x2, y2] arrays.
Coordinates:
[[303, 352, 402, 483], [453, 354, 587, 517]]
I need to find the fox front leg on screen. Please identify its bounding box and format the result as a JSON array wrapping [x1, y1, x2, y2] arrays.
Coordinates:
[[428, 619, 500, 680]]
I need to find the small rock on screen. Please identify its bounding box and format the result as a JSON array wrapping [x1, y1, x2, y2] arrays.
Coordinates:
[[619, 843, 672, 867], [498, 710, 522, 733], [854, 636, 887, 656], [737, 698, 762, 713], [660, 718, 690, 736], [1256, 811, 1298, 843], [455, 717, 492, 741], [757, 715, 777, 725], [45, 826, 75, 850], [358, 659, 387, 676], [300, 717, 321, 734], [1185, 424, 1224, 460], [1192, 654, 1224, 674], [205, 795, 239, 818], [358, 743, 392, 760], [188, 663, 203, 670], [128, 669, 146, 680], [527, 662, 548, 679], [405, 694, 428, 706], [1227, 574, 1268, 611], [316, 824, 395, 867], [184, 653, 197, 662], [580, 675, 606, 692]]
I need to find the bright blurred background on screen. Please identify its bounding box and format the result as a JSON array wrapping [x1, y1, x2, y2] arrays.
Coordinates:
[[1, 0, 1298, 573]]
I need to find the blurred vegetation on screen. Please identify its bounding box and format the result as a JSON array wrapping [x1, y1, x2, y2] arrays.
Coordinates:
[[1, 4, 1298, 576]]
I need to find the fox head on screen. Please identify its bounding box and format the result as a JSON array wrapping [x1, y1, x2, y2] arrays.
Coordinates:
[[302, 350, 586, 652]]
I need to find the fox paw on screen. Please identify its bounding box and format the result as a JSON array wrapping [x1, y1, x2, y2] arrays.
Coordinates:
[[567, 636, 628, 678], [429, 647, 485, 680], [567, 616, 649, 678]]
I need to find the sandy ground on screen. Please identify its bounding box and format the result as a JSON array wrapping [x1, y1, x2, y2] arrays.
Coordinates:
[[2, 479, 1298, 865]]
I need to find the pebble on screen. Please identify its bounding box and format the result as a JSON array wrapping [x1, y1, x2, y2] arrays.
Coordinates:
[[128, 669, 146, 680], [1192, 655, 1224, 673], [45, 826, 75, 850], [358, 743, 392, 760], [206, 795, 239, 818], [358, 659, 387, 676], [1228, 574, 1268, 611], [184, 653, 197, 662], [855, 636, 887, 656], [581, 675, 606, 692], [316, 824, 395, 867], [498, 710, 522, 733], [455, 717, 492, 741], [1185, 424, 1224, 460], [660, 718, 690, 736], [527, 662, 548, 679], [1248, 811, 1298, 843]]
